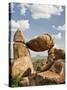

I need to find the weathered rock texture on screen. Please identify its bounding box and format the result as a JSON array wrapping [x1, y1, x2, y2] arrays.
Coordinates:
[[14, 30, 25, 42], [12, 56, 34, 78], [19, 70, 65, 86], [12, 30, 34, 78], [13, 42, 29, 59], [13, 30, 29, 59], [36, 61, 53, 72], [50, 59, 65, 74], [10, 31, 65, 86], [19, 57, 65, 86], [48, 48, 65, 63], [36, 48, 65, 72], [26, 34, 54, 51]]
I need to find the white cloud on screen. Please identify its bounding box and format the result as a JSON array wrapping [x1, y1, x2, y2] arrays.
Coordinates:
[[10, 20, 19, 29], [52, 24, 65, 31], [9, 19, 30, 31], [17, 20, 30, 31], [29, 4, 63, 19], [19, 4, 64, 19], [52, 32, 62, 40]]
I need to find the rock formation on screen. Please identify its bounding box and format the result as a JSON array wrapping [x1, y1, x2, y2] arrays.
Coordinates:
[[26, 34, 54, 51], [12, 56, 34, 78], [13, 30, 29, 59], [50, 59, 65, 74], [12, 30, 34, 78], [48, 48, 65, 63], [36, 48, 65, 73], [19, 70, 65, 86], [10, 31, 65, 86]]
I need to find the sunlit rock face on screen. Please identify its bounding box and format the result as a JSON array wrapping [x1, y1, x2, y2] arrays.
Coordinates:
[[12, 56, 35, 78], [48, 48, 65, 63], [50, 59, 65, 74], [26, 34, 54, 52], [36, 48, 65, 73], [19, 70, 65, 86], [13, 30, 25, 42], [12, 30, 34, 78], [13, 42, 29, 59], [10, 30, 65, 86], [13, 30, 29, 59]]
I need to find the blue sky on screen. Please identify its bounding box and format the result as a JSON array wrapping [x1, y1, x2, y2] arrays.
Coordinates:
[[9, 3, 65, 58]]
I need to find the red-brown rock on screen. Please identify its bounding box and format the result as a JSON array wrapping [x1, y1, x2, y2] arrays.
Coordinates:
[[26, 34, 54, 51]]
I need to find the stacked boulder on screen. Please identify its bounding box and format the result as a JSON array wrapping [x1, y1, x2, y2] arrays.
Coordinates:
[[26, 34, 54, 51], [11, 31, 65, 86], [26, 33, 65, 84]]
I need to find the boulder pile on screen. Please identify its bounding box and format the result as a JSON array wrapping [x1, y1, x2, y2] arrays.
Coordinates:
[[10, 30, 65, 86]]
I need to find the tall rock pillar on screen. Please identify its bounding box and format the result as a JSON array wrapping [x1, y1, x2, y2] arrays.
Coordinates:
[[12, 30, 34, 77]]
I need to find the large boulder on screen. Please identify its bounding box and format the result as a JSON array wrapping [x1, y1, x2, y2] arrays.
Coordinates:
[[48, 48, 65, 63], [26, 34, 54, 51], [12, 30, 34, 77]]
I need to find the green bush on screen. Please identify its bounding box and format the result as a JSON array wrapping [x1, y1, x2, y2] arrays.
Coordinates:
[[11, 75, 22, 87]]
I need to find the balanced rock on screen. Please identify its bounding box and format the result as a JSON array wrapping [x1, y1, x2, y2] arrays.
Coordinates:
[[12, 30, 34, 77], [26, 34, 54, 51]]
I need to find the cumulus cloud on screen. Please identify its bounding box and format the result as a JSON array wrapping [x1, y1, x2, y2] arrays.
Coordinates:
[[52, 32, 62, 40], [52, 24, 65, 31], [29, 4, 63, 19], [9, 19, 30, 31], [17, 20, 30, 31], [10, 20, 19, 29], [20, 4, 64, 19]]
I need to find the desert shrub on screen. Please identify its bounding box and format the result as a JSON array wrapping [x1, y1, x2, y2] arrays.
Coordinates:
[[10, 74, 22, 87]]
